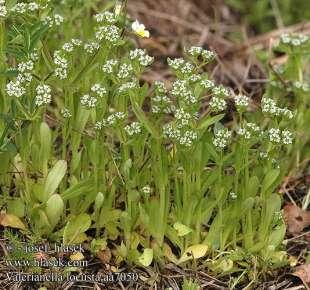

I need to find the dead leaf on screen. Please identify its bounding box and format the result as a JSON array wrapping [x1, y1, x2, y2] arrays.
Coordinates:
[[283, 204, 310, 234], [97, 248, 112, 264], [0, 213, 26, 230], [292, 264, 310, 287]]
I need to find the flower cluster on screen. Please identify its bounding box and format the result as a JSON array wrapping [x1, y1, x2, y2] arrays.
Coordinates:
[[294, 81, 309, 92], [91, 84, 107, 97], [95, 25, 120, 44], [187, 46, 216, 62], [105, 112, 126, 126], [141, 186, 151, 195], [61, 107, 72, 118], [212, 85, 230, 97], [124, 122, 142, 136], [213, 128, 232, 150], [54, 50, 68, 79], [94, 11, 116, 23], [280, 33, 309, 47], [35, 84, 52, 106], [10, 2, 39, 14], [267, 128, 293, 145], [102, 59, 118, 73], [80, 94, 97, 108], [117, 63, 133, 79], [62, 39, 83, 52], [175, 108, 193, 128], [171, 80, 196, 104], [152, 81, 174, 114], [84, 41, 100, 54], [261, 97, 294, 119], [167, 58, 194, 75], [234, 94, 249, 110], [163, 123, 198, 147], [209, 96, 226, 112], [118, 81, 137, 93], [6, 59, 35, 97], [129, 49, 154, 66], [200, 79, 215, 89], [0, 0, 7, 17], [44, 14, 64, 28]]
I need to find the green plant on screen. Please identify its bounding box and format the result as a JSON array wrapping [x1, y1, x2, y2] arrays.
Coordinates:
[[0, 1, 308, 287]]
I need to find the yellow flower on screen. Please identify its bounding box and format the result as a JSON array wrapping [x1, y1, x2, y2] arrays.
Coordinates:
[[131, 20, 150, 38]]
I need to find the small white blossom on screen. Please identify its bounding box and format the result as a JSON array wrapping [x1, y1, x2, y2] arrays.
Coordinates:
[[102, 59, 118, 73], [17, 60, 34, 73], [0, 3, 7, 17], [213, 128, 231, 150], [84, 42, 100, 54], [35, 84, 52, 106], [95, 25, 120, 43], [125, 122, 142, 136], [80, 94, 97, 108], [117, 63, 133, 79], [94, 11, 116, 23], [200, 79, 215, 89], [234, 94, 249, 109], [62, 42, 74, 52], [71, 38, 83, 46], [230, 192, 237, 199], [6, 81, 26, 98], [154, 81, 167, 94], [106, 112, 126, 126], [142, 186, 151, 194], [282, 129, 293, 145], [212, 85, 230, 97], [129, 49, 153, 66], [91, 84, 107, 97], [268, 128, 281, 143], [61, 107, 71, 118], [118, 81, 136, 93], [209, 96, 226, 112]]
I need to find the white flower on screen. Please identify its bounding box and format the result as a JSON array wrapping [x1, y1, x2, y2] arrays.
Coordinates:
[[106, 112, 126, 126], [117, 63, 133, 79], [118, 81, 136, 93], [142, 186, 151, 194], [125, 122, 142, 136], [213, 128, 231, 150], [187, 46, 216, 61], [171, 80, 196, 104], [35, 84, 52, 106], [200, 79, 215, 89], [209, 96, 226, 112], [28, 2, 39, 11], [0, 4, 7, 17], [234, 94, 249, 109], [282, 129, 293, 145], [132, 20, 150, 38], [84, 42, 100, 54], [94, 11, 116, 23], [154, 81, 167, 94], [6, 81, 26, 98], [230, 192, 237, 199], [268, 128, 281, 143], [237, 128, 251, 139], [212, 85, 230, 97], [71, 38, 83, 46], [102, 59, 118, 73], [62, 42, 74, 52], [80, 94, 97, 108], [95, 25, 120, 43], [91, 84, 107, 97], [17, 60, 34, 73], [61, 108, 71, 118], [129, 48, 153, 66]]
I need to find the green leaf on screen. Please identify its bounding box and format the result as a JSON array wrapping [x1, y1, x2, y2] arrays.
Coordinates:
[[63, 214, 91, 245], [45, 194, 64, 229], [138, 248, 153, 267], [7, 200, 25, 218], [197, 114, 225, 131], [173, 222, 192, 237], [39, 122, 51, 175], [43, 160, 67, 202], [261, 169, 280, 195]]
